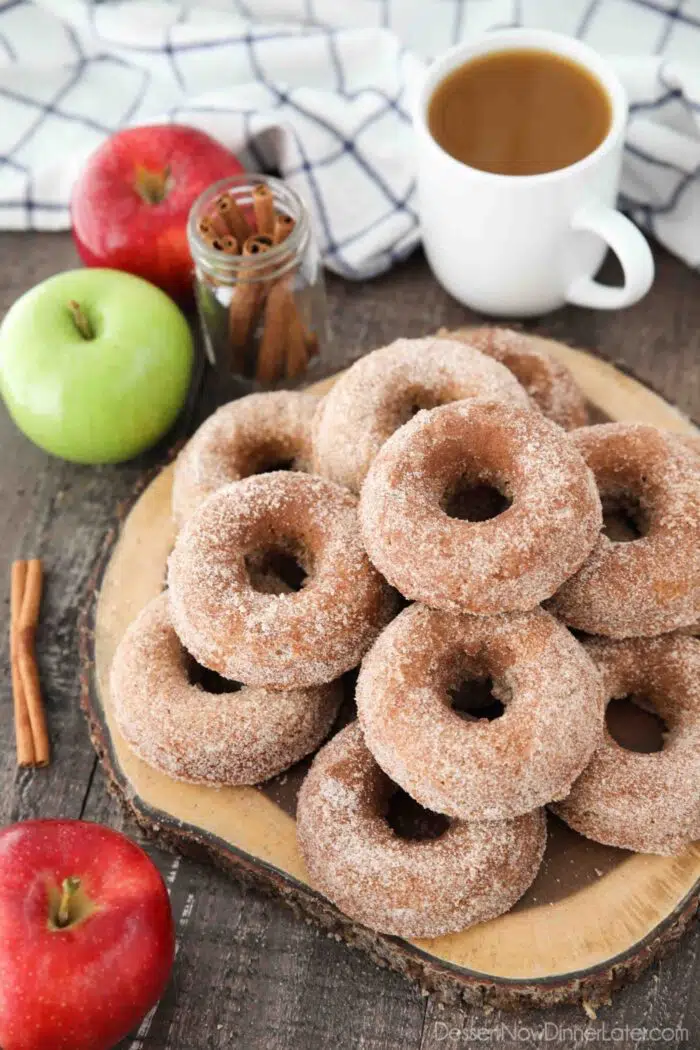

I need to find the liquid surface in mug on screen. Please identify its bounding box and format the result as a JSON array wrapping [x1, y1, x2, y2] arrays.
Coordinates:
[[428, 48, 612, 176]]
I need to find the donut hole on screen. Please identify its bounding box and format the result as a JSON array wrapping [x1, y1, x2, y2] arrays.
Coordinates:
[[396, 386, 442, 426], [246, 546, 308, 594], [187, 657, 243, 695], [601, 492, 649, 543], [606, 695, 668, 753], [449, 676, 506, 721], [385, 787, 451, 841], [442, 480, 512, 522], [242, 438, 297, 476], [252, 456, 294, 475]]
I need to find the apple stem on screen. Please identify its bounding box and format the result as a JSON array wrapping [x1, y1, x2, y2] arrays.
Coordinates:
[[56, 876, 81, 928], [135, 165, 171, 205], [68, 300, 93, 340]]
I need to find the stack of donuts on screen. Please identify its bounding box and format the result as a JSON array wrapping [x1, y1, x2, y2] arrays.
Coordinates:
[[110, 327, 700, 941]]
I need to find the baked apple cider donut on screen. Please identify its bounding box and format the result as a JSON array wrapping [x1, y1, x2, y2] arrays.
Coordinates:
[[172, 390, 318, 528], [111, 593, 342, 786], [552, 635, 700, 855], [296, 722, 546, 938], [549, 424, 700, 637], [168, 472, 396, 688], [360, 399, 602, 614], [312, 336, 530, 492], [356, 604, 603, 821], [443, 326, 588, 430], [679, 432, 700, 461]]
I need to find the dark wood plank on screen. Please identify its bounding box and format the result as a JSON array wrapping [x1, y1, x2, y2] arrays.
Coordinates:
[[1, 230, 699, 1050], [0, 233, 98, 828], [0, 233, 205, 830], [421, 903, 700, 1045], [420, 977, 699, 1050]]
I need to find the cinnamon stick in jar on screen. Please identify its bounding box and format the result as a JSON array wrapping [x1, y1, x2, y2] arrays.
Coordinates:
[[258, 276, 311, 382], [198, 212, 229, 242], [215, 192, 251, 245], [257, 210, 308, 381], [216, 235, 239, 256], [228, 234, 274, 368], [256, 278, 290, 384], [272, 212, 295, 245], [270, 210, 311, 378], [252, 184, 275, 238], [285, 302, 309, 379], [306, 332, 320, 358]]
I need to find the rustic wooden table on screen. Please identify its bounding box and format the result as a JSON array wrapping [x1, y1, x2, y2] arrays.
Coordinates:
[[1, 231, 699, 1049]]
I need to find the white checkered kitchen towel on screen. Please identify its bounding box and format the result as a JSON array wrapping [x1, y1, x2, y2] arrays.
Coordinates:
[[2, 0, 700, 279]]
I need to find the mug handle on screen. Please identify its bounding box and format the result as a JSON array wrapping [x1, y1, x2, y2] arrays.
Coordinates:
[[565, 204, 654, 310]]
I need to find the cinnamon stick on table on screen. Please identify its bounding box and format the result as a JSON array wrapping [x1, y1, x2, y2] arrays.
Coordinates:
[[10, 561, 34, 766], [10, 559, 50, 767]]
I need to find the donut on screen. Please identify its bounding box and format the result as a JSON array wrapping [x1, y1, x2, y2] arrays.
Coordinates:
[[172, 391, 318, 528], [360, 399, 602, 614], [549, 424, 700, 637], [168, 472, 396, 688], [356, 604, 603, 821], [551, 635, 700, 855], [296, 722, 546, 938], [442, 326, 588, 430], [679, 432, 700, 462], [110, 593, 342, 786], [311, 336, 530, 492]]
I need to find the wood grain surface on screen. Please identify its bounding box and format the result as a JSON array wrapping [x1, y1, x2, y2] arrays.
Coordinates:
[[1, 231, 699, 1048]]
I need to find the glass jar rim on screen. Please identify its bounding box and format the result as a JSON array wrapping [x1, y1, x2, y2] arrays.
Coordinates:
[[187, 173, 310, 276]]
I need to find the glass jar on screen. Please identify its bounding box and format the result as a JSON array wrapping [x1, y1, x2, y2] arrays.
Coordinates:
[[188, 174, 327, 387]]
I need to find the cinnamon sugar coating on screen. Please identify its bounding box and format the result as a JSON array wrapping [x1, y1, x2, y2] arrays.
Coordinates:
[[110, 593, 342, 786], [549, 424, 700, 637], [297, 722, 546, 938], [172, 391, 318, 528], [360, 399, 602, 614], [356, 604, 604, 821], [679, 433, 700, 461], [442, 326, 588, 430], [312, 336, 531, 492], [552, 635, 700, 855], [168, 472, 397, 688]]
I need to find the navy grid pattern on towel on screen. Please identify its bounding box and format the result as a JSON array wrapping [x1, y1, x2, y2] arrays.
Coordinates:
[[1, 0, 700, 278]]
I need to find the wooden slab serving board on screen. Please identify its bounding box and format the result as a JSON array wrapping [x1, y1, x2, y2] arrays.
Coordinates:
[[80, 343, 700, 1011]]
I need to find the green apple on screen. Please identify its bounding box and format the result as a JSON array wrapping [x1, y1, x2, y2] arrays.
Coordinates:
[[0, 269, 194, 464]]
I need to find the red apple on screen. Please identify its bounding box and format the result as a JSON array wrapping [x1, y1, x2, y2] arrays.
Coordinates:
[[0, 819, 175, 1050], [71, 124, 245, 300]]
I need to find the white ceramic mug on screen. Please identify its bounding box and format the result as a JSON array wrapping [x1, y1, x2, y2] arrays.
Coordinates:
[[414, 29, 654, 317]]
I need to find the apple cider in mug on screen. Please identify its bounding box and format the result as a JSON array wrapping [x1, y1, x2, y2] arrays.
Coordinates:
[[415, 29, 653, 316], [427, 48, 612, 177]]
